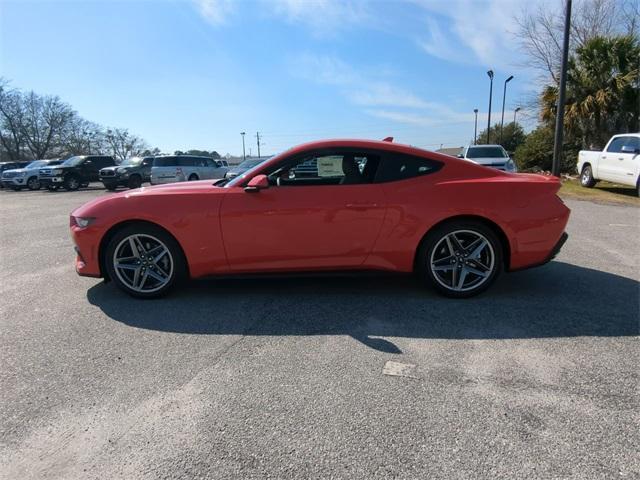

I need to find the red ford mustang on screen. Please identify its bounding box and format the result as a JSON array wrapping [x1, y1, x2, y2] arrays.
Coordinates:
[[70, 139, 570, 298]]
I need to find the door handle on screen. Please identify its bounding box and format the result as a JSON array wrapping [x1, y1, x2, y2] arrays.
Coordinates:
[[345, 203, 378, 210], [618, 157, 624, 161]]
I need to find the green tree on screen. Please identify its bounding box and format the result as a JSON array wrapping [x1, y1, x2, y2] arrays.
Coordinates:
[[476, 122, 526, 154], [514, 126, 579, 173]]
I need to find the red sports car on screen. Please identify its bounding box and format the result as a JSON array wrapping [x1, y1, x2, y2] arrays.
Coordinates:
[[70, 139, 569, 298]]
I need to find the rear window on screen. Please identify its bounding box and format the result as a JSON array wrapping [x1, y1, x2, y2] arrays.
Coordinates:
[[374, 154, 442, 183]]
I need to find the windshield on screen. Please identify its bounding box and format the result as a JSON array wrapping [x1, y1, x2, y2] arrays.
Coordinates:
[[26, 160, 48, 169], [121, 157, 143, 166], [237, 159, 263, 169], [61, 156, 84, 166], [466, 147, 507, 159]]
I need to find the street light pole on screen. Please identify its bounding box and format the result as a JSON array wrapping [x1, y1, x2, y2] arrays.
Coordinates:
[[486, 70, 494, 144], [500, 75, 514, 145], [256, 132, 261, 158], [473, 109, 478, 145], [513, 107, 521, 125], [552, 0, 572, 177], [240, 132, 246, 161]]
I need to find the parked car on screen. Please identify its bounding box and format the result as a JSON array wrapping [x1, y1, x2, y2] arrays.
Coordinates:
[[577, 133, 640, 196], [70, 138, 569, 299], [224, 158, 265, 179], [0, 161, 30, 188], [217, 159, 229, 167], [150, 155, 228, 185], [1, 159, 62, 190], [40, 155, 116, 191], [100, 156, 154, 190], [457, 145, 517, 172]]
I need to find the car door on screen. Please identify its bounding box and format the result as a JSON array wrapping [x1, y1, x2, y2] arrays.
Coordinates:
[[617, 137, 640, 186], [219, 150, 387, 272], [598, 137, 627, 182], [141, 157, 153, 181]]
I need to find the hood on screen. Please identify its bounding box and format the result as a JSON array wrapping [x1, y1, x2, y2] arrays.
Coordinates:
[[2, 168, 27, 175], [100, 165, 118, 172]]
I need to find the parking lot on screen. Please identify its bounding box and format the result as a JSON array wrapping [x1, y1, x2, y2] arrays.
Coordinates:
[[0, 186, 638, 479]]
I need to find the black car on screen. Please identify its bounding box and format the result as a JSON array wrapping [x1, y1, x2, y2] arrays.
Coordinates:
[[0, 161, 30, 188], [99, 156, 154, 190], [223, 158, 265, 180], [39, 155, 116, 191]]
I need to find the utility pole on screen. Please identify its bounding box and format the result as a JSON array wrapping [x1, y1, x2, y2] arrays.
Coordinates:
[[513, 107, 521, 125], [240, 132, 246, 161], [486, 70, 494, 144], [500, 75, 514, 145], [473, 109, 478, 145], [552, 0, 572, 177], [256, 132, 261, 158]]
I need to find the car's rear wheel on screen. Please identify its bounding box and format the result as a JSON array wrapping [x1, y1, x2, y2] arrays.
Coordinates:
[[127, 175, 142, 189], [64, 175, 80, 191], [188, 174, 199, 181], [418, 221, 502, 298], [580, 165, 596, 187], [105, 224, 186, 298], [27, 176, 41, 190]]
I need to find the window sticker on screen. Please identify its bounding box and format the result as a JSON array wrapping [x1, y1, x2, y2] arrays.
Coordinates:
[[316, 156, 343, 177]]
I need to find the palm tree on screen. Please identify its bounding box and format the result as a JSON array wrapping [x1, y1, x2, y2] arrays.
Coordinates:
[[540, 35, 639, 149]]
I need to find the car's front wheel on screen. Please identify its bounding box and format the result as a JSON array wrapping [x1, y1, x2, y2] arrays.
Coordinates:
[[64, 175, 81, 191], [418, 221, 502, 298], [580, 165, 597, 188], [27, 176, 41, 190], [105, 224, 186, 298], [127, 175, 142, 189]]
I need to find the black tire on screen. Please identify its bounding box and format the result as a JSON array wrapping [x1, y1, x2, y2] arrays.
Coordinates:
[[127, 175, 142, 189], [27, 176, 41, 190], [580, 165, 597, 188], [47, 185, 59, 191], [104, 183, 118, 191], [188, 174, 199, 181], [417, 220, 503, 298], [104, 223, 187, 299], [63, 175, 81, 191]]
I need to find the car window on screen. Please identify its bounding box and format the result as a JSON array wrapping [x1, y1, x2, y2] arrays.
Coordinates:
[[607, 137, 628, 153], [375, 153, 443, 183], [267, 152, 380, 187], [466, 147, 507, 158], [623, 137, 640, 151]]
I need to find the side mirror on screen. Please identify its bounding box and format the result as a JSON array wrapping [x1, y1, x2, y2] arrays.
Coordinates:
[[244, 174, 269, 192], [456, 154, 464, 158]]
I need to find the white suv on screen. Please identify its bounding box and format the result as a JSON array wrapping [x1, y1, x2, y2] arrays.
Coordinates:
[[458, 145, 517, 172], [150, 155, 228, 185], [1, 159, 62, 191]]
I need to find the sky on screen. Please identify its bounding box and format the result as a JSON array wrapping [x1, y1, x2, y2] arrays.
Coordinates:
[[0, 0, 545, 156]]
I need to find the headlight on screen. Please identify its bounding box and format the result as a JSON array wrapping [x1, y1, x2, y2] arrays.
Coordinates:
[[117, 167, 128, 174], [53, 169, 63, 174], [505, 159, 517, 172], [70, 216, 95, 228], [16, 171, 26, 177]]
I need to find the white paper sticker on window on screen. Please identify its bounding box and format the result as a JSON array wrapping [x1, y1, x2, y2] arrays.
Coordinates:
[[317, 156, 343, 177]]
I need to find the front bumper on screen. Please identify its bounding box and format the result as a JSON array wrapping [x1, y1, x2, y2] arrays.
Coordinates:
[[39, 177, 64, 186], [71, 224, 103, 277], [2, 177, 26, 187]]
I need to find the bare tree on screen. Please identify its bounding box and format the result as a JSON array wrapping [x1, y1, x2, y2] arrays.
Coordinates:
[[104, 128, 147, 162], [20, 91, 74, 159], [515, 0, 638, 83], [0, 80, 27, 161], [62, 117, 104, 157]]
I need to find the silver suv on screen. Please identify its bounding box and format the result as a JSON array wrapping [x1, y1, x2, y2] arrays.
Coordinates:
[[150, 155, 228, 185], [458, 145, 517, 172]]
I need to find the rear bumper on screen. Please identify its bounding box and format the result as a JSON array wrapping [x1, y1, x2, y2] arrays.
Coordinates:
[[511, 232, 568, 272]]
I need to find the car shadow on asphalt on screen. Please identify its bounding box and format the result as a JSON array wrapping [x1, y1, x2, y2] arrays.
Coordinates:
[[87, 261, 639, 353]]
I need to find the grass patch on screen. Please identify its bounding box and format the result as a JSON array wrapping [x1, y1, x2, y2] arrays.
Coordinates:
[[559, 178, 639, 206]]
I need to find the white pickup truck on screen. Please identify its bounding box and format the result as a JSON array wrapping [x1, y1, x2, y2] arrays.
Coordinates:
[[577, 133, 640, 196]]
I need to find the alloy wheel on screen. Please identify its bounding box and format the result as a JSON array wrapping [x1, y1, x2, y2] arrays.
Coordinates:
[[112, 234, 174, 293], [429, 230, 495, 292], [27, 177, 40, 190]]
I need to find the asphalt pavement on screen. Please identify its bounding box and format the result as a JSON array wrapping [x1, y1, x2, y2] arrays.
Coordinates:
[[1, 186, 638, 479]]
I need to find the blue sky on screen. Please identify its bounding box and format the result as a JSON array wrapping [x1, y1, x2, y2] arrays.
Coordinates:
[[1, 0, 542, 156]]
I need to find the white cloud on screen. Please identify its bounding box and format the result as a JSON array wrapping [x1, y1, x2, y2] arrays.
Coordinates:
[[193, 0, 234, 25], [290, 53, 478, 128], [414, 0, 540, 68], [269, 0, 370, 33]]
